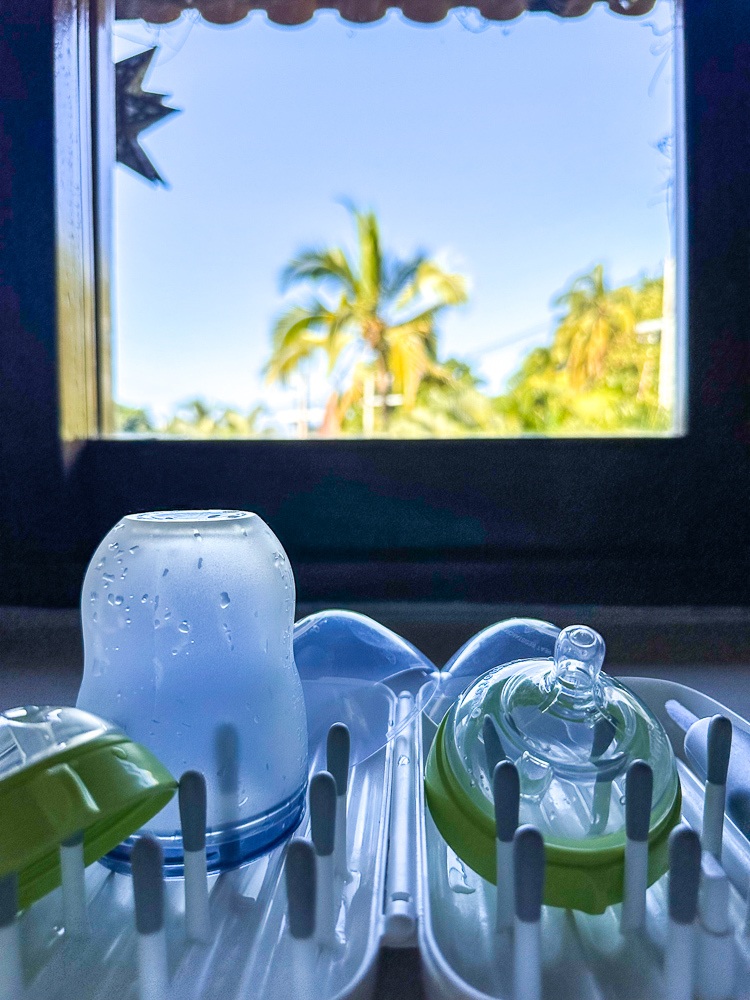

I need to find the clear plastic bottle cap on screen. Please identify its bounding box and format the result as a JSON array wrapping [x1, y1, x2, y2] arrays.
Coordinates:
[[0, 705, 116, 778], [0, 705, 175, 907], [425, 624, 681, 913]]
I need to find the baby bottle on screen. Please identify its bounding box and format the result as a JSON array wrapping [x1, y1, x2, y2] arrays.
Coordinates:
[[77, 510, 308, 872]]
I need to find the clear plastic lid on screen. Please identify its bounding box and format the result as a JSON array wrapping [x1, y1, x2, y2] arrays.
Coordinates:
[[445, 625, 679, 845], [0, 706, 119, 781], [425, 617, 560, 727], [293, 609, 439, 766]]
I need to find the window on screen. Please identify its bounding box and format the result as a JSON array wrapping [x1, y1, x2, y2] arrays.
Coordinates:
[[111, 2, 682, 439], [0, 0, 747, 608]]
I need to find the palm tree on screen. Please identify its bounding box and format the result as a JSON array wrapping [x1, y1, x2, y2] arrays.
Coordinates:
[[552, 264, 637, 387], [498, 269, 667, 434], [265, 205, 468, 434]]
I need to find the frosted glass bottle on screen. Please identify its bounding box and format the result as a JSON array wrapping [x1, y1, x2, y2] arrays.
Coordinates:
[[77, 510, 308, 872]]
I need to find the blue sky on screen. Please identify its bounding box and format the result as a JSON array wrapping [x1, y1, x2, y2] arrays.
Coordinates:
[[113, 1, 674, 429]]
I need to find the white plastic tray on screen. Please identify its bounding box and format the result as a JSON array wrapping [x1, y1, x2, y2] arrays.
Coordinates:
[[21, 690, 399, 1000], [18, 677, 750, 1000], [418, 677, 750, 1000]]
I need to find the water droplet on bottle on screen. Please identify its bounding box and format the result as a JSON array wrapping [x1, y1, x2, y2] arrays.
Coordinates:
[[193, 530, 202, 540], [95, 559, 105, 570], [120, 567, 128, 579], [90, 591, 97, 602], [154, 595, 160, 610], [171, 648, 179, 656], [102, 573, 114, 585], [179, 621, 190, 633], [198, 557, 203, 569], [129, 545, 140, 554], [92, 611, 98, 622], [108, 542, 119, 551], [620, 794, 627, 805], [162, 568, 169, 577], [220, 592, 230, 608], [141, 594, 148, 603], [164, 608, 171, 620], [253, 715, 259, 725]]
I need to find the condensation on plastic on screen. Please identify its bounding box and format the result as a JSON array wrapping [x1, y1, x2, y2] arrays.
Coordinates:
[[293, 608, 439, 766], [443, 625, 680, 845], [77, 511, 308, 870], [424, 617, 560, 727], [0, 705, 119, 780]]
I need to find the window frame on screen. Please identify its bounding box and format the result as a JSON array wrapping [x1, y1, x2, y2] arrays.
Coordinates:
[[0, 0, 748, 608]]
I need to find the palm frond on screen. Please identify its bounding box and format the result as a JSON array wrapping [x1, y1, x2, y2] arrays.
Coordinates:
[[388, 307, 442, 354], [414, 261, 468, 306], [385, 321, 453, 407], [280, 248, 358, 296], [380, 251, 428, 303], [355, 209, 382, 308], [397, 261, 468, 311], [324, 303, 356, 374], [265, 303, 331, 385]]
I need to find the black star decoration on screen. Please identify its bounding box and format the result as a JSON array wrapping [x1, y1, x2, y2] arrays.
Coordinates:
[[116, 47, 179, 185]]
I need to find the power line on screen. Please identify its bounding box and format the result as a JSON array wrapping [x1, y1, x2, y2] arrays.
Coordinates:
[[464, 321, 551, 359]]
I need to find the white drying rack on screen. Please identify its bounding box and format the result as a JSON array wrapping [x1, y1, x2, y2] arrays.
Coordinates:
[[17, 677, 750, 1000]]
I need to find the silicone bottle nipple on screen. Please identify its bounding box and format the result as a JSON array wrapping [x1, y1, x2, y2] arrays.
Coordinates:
[[549, 625, 607, 719]]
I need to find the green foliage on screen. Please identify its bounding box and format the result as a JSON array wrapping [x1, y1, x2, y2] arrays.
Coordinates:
[[115, 254, 671, 439], [341, 359, 507, 437], [496, 267, 670, 435], [114, 399, 273, 438], [163, 399, 271, 438], [114, 402, 155, 434]]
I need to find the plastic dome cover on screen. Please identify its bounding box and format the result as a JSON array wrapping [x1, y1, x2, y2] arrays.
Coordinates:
[[293, 609, 439, 766], [425, 624, 681, 913], [425, 617, 560, 727], [0, 706, 119, 778]]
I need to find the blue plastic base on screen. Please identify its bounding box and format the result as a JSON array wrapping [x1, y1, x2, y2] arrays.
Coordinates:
[[101, 782, 307, 876]]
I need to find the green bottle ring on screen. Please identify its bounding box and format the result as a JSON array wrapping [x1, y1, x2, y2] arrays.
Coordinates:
[[0, 732, 176, 909], [425, 710, 682, 914]]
